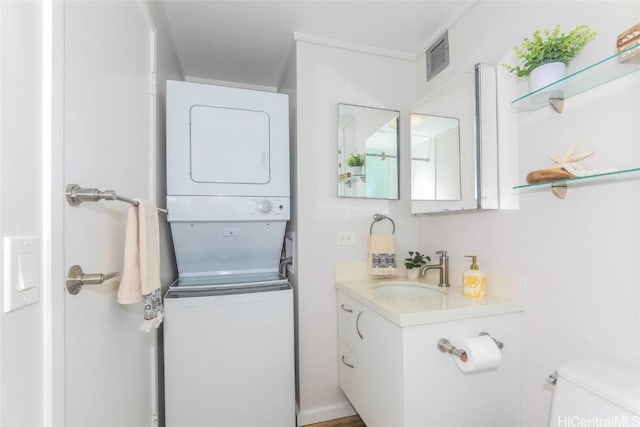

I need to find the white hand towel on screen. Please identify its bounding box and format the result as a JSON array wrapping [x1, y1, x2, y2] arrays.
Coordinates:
[[367, 234, 397, 276], [118, 206, 143, 304], [117, 200, 164, 332]]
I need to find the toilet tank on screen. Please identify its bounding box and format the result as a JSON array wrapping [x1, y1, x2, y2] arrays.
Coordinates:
[[549, 359, 640, 427]]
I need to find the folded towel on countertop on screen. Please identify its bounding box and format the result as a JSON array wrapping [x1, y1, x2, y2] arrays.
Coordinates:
[[117, 200, 164, 332], [367, 234, 397, 276]]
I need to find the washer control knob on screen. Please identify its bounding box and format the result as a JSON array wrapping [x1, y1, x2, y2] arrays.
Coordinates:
[[257, 200, 272, 214]]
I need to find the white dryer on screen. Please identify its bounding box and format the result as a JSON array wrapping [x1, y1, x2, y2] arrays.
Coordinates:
[[166, 80, 289, 198], [163, 81, 295, 427]]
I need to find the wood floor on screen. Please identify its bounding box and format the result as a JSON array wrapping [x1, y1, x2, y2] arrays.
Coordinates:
[[304, 415, 366, 427]]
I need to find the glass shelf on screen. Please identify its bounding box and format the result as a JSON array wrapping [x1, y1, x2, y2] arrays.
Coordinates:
[[511, 46, 640, 112], [513, 167, 640, 198]]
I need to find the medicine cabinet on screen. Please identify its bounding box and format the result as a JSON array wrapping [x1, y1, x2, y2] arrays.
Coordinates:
[[411, 63, 499, 214]]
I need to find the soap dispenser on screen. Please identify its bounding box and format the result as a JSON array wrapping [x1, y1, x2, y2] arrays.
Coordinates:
[[463, 255, 486, 298]]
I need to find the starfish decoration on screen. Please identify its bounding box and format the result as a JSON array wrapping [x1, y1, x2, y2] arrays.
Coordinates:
[[548, 143, 594, 165]]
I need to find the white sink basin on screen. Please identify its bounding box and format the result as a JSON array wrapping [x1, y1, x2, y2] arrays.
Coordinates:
[[374, 281, 446, 298]]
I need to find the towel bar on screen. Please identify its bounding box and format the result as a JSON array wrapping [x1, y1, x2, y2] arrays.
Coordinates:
[[370, 213, 395, 234], [66, 264, 120, 295], [65, 183, 168, 214]]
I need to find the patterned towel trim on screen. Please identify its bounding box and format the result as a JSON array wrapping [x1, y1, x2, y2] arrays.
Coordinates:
[[139, 288, 164, 333], [371, 253, 396, 269]]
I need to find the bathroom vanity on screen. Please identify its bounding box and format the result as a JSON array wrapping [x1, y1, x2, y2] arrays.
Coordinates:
[[335, 264, 523, 427]]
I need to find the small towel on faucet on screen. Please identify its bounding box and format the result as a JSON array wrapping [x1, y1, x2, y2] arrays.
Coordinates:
[[367, 234, 397, 276], [117, 200, 164, 333]]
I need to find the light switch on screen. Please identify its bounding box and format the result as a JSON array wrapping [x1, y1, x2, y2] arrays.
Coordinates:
[[18, 252, 36, 291], [3, 236, 40, 313]]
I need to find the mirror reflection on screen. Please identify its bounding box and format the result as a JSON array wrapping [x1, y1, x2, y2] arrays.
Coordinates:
[[337, 104, 399, 199], [410, 114, 461, 201]]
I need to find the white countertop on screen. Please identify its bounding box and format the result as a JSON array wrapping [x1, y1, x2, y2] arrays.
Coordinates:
[[335, 263, 524, 327]]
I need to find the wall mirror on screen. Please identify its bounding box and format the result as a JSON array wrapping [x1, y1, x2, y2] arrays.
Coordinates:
[[411, 63, 498, 214], [337, 104, 399, 199]]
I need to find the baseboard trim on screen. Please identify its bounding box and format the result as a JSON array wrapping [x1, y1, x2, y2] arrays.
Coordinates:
[[297, 402, 356, 426]]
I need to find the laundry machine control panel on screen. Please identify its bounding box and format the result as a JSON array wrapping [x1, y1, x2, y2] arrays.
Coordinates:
[[254, 198, 288, 216], [167, 196, 290, 222]]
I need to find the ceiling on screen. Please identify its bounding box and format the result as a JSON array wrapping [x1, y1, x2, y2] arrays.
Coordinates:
[[158, 1, 475, 88]]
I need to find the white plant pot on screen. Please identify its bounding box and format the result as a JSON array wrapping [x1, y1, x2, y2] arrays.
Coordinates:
[[529, 62, 566, 92], [350, 166, 363, 175], [406, 269, 420, 279]]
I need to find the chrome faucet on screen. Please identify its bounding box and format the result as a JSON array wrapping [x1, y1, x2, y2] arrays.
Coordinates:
[[419, 250, 450, 287]]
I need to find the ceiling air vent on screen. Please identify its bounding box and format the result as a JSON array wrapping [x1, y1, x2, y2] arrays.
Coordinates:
[[426, 31, 449, 81]]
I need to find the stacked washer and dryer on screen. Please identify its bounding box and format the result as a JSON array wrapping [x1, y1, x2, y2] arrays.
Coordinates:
[[163, 81, 295, 427]]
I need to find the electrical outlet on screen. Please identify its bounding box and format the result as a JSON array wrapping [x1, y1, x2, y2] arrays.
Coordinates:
[[336, 232, 355, 246]]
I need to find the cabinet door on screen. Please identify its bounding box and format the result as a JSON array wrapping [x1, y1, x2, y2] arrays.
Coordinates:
[[337, 292, 365, 353], [358, 307, 403, 427], [401, 313, 521, 426]]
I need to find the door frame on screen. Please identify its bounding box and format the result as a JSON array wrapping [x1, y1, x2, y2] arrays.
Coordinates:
[[44, 0, 65, 425]]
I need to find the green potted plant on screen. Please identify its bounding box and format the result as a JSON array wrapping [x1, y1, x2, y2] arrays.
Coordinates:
[[404, 251, 430, 279], [503, 24, 596, 91], [346, 152, 365, 175]]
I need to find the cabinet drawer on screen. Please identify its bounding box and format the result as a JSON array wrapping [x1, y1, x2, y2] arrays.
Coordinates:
[[337, 292, 365, 352], [337, 340, 362, 409]]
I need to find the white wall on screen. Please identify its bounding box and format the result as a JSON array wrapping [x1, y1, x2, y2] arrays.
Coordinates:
[[0, 2, 45, 425], [293, 39, 422, 425], [413, 2, 640, 426]]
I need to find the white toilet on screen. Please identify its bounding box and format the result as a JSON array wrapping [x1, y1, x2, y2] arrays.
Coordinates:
[[549, 359, 640, 426]]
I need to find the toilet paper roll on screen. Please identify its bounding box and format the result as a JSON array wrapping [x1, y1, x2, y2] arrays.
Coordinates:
[[454, 335, 502, 373]]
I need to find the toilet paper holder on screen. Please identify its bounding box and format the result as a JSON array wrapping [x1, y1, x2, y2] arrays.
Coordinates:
[[437, 332, 504, 361], [479, 331, 504, 349], [437, 338, 468, 361]]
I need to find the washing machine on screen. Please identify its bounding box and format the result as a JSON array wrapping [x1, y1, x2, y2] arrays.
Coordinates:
[[163, 80, 295, 427]]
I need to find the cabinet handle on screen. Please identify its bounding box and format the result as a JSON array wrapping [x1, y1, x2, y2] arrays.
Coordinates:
[[340, 304, 353, 313], [341, 355, 354, 369], [356, 310, 364, 339]]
